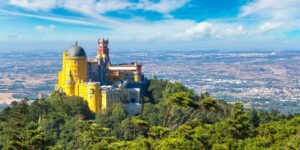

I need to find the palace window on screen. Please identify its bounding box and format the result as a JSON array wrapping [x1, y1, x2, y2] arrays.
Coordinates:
[[90, 89, 94, 94]]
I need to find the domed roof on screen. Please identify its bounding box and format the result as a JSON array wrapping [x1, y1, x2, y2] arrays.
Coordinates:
[[68, 42, 86, 57]]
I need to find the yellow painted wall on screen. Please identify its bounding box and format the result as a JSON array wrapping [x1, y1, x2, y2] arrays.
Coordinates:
[[66, 56, 88, 83], [65, 82, 74, 95], [77, 83, 102, 113], [86, 84, 101, 112], [101, 92, 107, 110], [56, 51, 67, 91]]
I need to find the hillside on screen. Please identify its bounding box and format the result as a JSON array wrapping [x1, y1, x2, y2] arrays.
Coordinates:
[[0, 79, 299, 149]]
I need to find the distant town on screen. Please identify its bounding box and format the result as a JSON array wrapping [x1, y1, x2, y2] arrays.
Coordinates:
[[1, 50, 300, 114]]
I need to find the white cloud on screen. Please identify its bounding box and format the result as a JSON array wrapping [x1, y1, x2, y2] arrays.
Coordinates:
[[2, 0, 300, 45], [35, 25, 44, 31], [35, 24, 55, 32], [175, 22, 214, 40], [221, 25, 247, 38], [4, 0, 190, 29], [0, 9, 99, 26], [136, 0, 190, 14], [240, 0, 300, 21], [9, 0, 58, 11], [175, 20, 290, 41], [113, 19, 196, 41], [62, 0, 131, 16], [1, 0, 194, 41], [175, 22, 248, 41], [7, 0, 131, 14], [238, 0, 300, 38], [257, 22, 283, 33], [95, 0, 132, 14], [7, 0, 189, 15]]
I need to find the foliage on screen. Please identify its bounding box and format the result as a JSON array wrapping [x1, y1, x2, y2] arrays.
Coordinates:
[[227, 103, 252, 139], [147, 79, 168, 103], [148, 126, 170, 139], [0, 80, 299, 149]]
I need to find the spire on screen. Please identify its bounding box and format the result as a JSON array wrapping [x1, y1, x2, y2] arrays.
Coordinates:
[[97, 37, 110, 64]]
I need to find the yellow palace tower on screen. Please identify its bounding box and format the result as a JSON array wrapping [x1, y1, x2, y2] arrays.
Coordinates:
[[56, 42, 101, 112]]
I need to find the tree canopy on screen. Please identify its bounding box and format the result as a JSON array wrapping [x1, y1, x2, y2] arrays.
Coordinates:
[[0, 79, 299, 149]]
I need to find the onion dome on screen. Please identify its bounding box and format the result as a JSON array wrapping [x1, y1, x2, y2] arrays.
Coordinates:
[[68, 41, 86, 57]]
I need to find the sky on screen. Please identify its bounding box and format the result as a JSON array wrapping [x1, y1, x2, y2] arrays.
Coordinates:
[[0, 0, 300, 51]]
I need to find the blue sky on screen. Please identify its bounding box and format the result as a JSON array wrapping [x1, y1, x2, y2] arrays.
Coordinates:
[[0, 0, 300, 51]]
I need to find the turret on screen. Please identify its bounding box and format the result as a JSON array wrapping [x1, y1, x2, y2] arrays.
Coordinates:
[[65, 71, 75, 95], [66, 42, 88, 83], [86, 82, 101, 112], [97, 38, 110, 62]]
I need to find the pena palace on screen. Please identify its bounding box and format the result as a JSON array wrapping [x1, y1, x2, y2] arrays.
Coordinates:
[[55, 38, 147, 114]]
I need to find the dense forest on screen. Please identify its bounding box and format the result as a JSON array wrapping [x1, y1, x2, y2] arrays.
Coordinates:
[[0, 79, 300, 149]]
